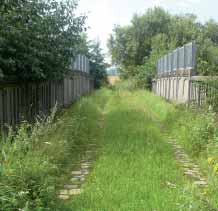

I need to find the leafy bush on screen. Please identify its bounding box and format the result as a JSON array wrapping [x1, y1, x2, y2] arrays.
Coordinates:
[[88, 40, 107, 89], [0, 107, 62, 210], [165, 105, 218, 208]]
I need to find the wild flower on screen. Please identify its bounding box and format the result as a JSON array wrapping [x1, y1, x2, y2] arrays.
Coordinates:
[[208, 157, 214, 165], [207, 156, 218, 165], [213, 163, 218, 173], [18, 191, 29, 196], [202, 188, 208, 196]]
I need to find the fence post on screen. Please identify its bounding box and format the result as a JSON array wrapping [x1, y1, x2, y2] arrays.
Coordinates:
[[198, 83, 201, 108]]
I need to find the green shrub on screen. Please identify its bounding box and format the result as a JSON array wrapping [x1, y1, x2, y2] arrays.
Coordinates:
[[166, 105, 218, 208], [169, 106, 216, 156], [0, 108, 60, 210], [0, 0, 86, 81]]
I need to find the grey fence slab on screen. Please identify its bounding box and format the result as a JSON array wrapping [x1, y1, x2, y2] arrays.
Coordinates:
[[157, 41, 196, 76]]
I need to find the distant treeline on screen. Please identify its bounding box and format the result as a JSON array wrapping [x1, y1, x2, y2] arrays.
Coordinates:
[[108, 7, 218, 88]]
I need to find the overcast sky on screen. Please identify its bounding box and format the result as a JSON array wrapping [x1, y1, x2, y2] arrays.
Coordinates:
[[77, 0, 218, 58]]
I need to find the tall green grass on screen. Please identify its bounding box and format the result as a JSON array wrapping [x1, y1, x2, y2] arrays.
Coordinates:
[[70, 87, 208, 211], [0, 90, 106, 211], [167, 106, 218, 209], [1, 82, 217, 210]]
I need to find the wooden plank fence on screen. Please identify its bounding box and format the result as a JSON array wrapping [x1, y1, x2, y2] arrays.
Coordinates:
[[0, 71, 94, 133], [189, 79, 218, 110]]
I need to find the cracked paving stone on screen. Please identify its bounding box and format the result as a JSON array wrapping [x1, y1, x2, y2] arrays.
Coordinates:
[[194, 180, 208, 186], [81, 166, 89, 170], [86, 150, 93, 153], [179, 159, 193, 163], [69, 189, 82, 195], [178, 159, 189, 163], [60, 190, 68, 195], [74, 175, 83, 179], [88, 144, 97, 147], [71, 175, 85, 182], [80, 177, 85, 182], [81, 164, 90, 169], [174, 146, 183, 149], [177, 156, 190, 160], [74, 175, 85, 180], [179, 162, 193, 167], [71, 177, 81, 183], [84, 155, 93, 159], [82, 170, 89, 175], [64, 184, 80, 189], [58, 195, 70, 200], [81, 163, 90, 166], [184, 171, 201, 179], [192, 168, 200, 172], [176, 153, 188, 157], [81, 159, 89, 162], [181, 162, 193, 167], [184, 169, 200, 174], [199, 178, 207, 182], [71, 171, 82, 175], [81, 161, 91, 165], [176, 154, 188, 158], [184, 169, 198, 173]]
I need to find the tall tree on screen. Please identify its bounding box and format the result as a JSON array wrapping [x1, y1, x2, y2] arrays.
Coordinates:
[[108, 7, 218, 87], [89, 40, 107, 88], [0, 0, 86, 81]]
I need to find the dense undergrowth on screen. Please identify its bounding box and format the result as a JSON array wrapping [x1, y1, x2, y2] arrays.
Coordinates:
[[167, 105, 218, 209], [0, 92, 104, 211]]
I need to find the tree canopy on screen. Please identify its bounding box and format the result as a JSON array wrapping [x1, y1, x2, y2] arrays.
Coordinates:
[[108, 7, 218, 88], [77, 33, 107, 88], [0, 0, 86, 81], [88, 40, 107, 88]]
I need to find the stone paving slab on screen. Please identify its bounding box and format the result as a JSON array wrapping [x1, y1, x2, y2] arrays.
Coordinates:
[[69, 189, 82, 195], [82, 170, 89, 175], [58, 145, 97, 200], [168, 139, 208, 188], [71, 171, 83, 175], [81, 165, 89, 170], [85, 150, 93, 154], [71, 177, 81, 183], [194, 180, 208, 186], [60, 190, 68, 195], [58, 195, 70, 200], [64, 184, 80, 189]]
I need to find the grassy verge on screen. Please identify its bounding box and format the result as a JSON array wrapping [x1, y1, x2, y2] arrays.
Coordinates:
[[167, 105, 218, 209], [0, 90, 107, 211]]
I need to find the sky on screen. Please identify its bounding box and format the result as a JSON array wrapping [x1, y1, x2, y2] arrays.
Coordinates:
[[77, 0, 218, 59]]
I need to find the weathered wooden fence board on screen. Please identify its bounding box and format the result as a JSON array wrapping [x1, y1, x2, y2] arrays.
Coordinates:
[[0, 72, 94, 133]]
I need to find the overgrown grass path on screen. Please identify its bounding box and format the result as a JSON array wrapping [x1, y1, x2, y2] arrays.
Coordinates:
[[67, 86, 208, 211]]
